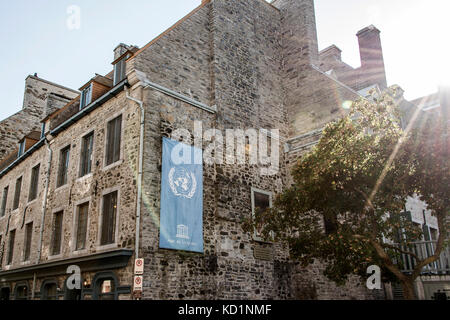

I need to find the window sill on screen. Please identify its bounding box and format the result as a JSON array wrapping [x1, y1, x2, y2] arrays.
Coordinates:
[[102, 159, 123, 172], [96, 243, 118, 252], [20, 260, 31, 266], [26, 199, 37, 206], [47, 253, 63, 261], [76, 173, 93, 183], [55, 184, 70, 192], [253, 235, 274, 245], [72, 249, 89, 256]]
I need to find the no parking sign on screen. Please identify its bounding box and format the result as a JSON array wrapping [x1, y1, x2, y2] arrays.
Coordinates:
[[135, 258, 144, 275], [134, 276, 143, 292]]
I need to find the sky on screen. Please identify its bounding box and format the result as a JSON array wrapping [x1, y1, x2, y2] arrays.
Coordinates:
[[0, 0, 448, 122]]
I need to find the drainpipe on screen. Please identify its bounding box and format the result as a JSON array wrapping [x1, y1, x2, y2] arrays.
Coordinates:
[[31, 272, 37, 300], [125, 86, 147, 259], [37, 138, 52, 263]]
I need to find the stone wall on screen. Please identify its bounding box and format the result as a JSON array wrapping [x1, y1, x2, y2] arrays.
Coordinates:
[[0, 76, 78, 162], [0, 89, 139, 299]]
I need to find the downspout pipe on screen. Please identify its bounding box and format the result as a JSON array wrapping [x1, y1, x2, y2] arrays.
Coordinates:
[[125, 86, 147, 259], [37, 138, 52, 263]]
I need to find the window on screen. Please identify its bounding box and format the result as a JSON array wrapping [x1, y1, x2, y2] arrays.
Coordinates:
[[0, 287, 10, 301], [113, 58, 126, 85], [23, 222, 33, 261], [80, 84, 93, 110], [51, 211, 64, 256], [75, 203, 89, 251], [105, 115, 122, 166], [79, 132, 94, 177], [28, 164, 40, 201], [7, 230, 15, 265], [100, 191, 118, 246], [14, 284, 28, 300], [251, 188, 272, 241], [0, 186, 8, 217], [97, 279, 115, 300], [41, 282, 57, 300], [13, 177, 22, 210], [57, 146, 70, 187], [18, 141, 25, 157], [324, 215, 338, 235]]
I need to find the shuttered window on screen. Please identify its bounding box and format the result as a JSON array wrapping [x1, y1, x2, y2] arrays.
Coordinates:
[[23, 222, 33, 261], [105, 116, 122, 166], [28, 164, 40, 201], [100, 191, 118, 246], [0, 186, 8, 217], [7, 230, 15, 265], [51, 211, 64, 255], [57, 146, 70, 187], [13, 177, 22, 210], [76, 203, 89, 251], [80, 132, 94, 177]]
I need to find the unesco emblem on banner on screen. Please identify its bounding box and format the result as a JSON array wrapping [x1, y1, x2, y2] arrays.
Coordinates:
[[168, 167, 197, 199]]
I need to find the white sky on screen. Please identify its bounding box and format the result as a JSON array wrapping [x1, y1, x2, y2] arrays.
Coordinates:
[[0, 0, 448, 121]]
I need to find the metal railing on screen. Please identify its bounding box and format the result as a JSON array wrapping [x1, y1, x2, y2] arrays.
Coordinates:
[[393, 241, 450, 275]]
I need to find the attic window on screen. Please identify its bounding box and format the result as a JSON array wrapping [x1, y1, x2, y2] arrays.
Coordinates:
[[80, 83, 93, 110], [18, 141, 25, 157], [113, 56, 127, 86]]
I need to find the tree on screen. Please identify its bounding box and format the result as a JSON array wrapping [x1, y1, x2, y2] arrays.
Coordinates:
[[245, 87, 449, 300]]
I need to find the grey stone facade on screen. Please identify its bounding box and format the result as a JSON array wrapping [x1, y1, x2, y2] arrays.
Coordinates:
[[0, 76, 78, 162], [0, 0, 395, 300]]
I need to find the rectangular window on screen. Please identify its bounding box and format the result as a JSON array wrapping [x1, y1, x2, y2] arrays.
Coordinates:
[[18, 141, 25, 157], [101, 191, 118, 246], [0, 186, 8, 217], [80, 132, 94, 177], [13, 177, 22, 210], [7, 230, 15, 265], [28, 164, 40, 202], [251, 188, 272, 241], [23, 222, 33, 261], [80, 84, 93, 110], [51, 211, 64, 256], [113, 59, 126, 86], [76, 202, 89, 251], [57, 146, 70, 187], [105, 115, 122, 166]]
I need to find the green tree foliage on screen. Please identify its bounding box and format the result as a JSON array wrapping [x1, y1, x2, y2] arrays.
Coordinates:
[[245, 87, 449, 299]]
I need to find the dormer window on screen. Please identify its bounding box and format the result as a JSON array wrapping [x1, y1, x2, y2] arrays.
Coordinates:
[[80, 83, 93, 110], [113, 57, 127, 86], [18, 141, 25, 157]]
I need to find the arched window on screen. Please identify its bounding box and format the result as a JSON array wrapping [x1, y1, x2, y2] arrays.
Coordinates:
[[92, 272, 118, 300], [14, 282, 29, 300], [41, 280, 58, 300], [64, 277, 81, 301], [0, 287, 10, 300]]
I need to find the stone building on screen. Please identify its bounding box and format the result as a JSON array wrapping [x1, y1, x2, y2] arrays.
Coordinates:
[[0, 75, 79, 162], [1, 0, 434, 300]]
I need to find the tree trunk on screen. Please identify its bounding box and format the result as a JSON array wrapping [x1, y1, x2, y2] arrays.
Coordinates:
[[401, 279, 417, 300]]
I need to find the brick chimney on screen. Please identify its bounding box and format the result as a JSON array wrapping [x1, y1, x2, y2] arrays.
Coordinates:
[[356, 25, 387, 88]]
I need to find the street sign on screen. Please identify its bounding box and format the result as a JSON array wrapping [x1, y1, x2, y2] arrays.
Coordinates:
[[134, 276, 143, 292], [135, 258, 144, 275]]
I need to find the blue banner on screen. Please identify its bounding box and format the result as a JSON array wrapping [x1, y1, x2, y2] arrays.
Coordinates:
[[159, 137, 203, 253]]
